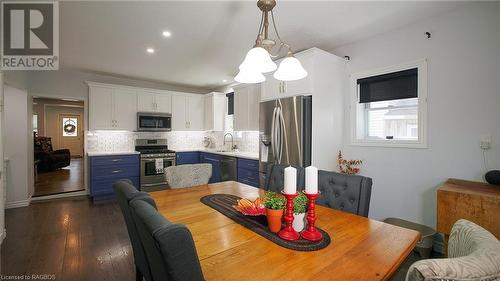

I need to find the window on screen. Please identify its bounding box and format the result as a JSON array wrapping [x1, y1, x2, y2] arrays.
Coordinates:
[[225, 92, 235, 134], [32, 114, 38, 133], [62, 117, 78, 137], [350, 60, 427, 148], [226, 92, 234, 115]]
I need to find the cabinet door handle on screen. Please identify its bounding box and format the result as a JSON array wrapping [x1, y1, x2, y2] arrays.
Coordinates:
[[205, 157, 219, 163], [282, 82, 286, 93], [111, 170, 122, 173], [111, 159, 121, 162]]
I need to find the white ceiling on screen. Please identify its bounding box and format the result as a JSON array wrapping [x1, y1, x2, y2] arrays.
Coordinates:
[[60, 1, 463, 90]]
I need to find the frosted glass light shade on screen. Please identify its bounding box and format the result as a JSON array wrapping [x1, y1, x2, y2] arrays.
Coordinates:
[[239, 47, 277, 73], [273, 56, 308, 81], [234, 68, 266, 84]]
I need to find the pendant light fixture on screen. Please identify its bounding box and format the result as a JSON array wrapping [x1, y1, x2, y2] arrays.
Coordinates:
[[235, 0, 307, 84]]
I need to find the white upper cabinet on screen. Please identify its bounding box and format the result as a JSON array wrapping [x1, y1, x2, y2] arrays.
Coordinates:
[[234, 84, 260, 131], [88, 82, 207, 131], [155, 94, 172, 113], [171, 95, 187, 130], [260, 50, 315, 101], [171, 94, 205, 131], [88, 83, 138, 130], [113, 88, 137, 130], [247, 86, 260, 130], [204, 92, 226, 131], [187, 96, 204, 130], [137, 91, 156, 112], [137, 91, 171, 113], [89, 86, 113, 130]]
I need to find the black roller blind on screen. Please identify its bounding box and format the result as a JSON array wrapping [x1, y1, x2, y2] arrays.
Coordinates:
[[358, 68, 417, 103], [226, 92, 234, 115]]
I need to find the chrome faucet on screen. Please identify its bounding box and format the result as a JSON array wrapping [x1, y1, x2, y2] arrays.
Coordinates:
[[223, 133, 234, 151]]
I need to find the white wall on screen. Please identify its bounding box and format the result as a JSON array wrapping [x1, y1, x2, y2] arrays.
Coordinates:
[[332, 2, 500, 227], [4, 86, 31, 208], [3, 72, 29, 91]]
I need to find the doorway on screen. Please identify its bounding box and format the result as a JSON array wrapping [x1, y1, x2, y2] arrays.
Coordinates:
[[33, 97, 85, 197]]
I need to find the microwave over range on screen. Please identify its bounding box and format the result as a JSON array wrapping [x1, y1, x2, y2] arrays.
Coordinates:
[[137, 112, 172, 131]]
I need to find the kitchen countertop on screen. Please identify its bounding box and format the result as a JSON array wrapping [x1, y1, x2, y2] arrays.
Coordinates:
[[87, 150, 259, 160], [87, 151, 140, 157], [175, 149, 259, 161]]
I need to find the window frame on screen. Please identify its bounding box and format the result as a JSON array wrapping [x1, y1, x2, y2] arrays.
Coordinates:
[[349, 59, 428, 148]]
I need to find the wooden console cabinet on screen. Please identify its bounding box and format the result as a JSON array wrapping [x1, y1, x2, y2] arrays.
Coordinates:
[[437, 178, 500, 242]]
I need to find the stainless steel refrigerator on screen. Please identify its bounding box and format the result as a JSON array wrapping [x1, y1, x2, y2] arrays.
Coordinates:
[[259, 96, 312, 187]]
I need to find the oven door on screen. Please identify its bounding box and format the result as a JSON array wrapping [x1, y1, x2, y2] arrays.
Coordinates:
[[140, 157, 175, 186], [137, 113, 172, 131]]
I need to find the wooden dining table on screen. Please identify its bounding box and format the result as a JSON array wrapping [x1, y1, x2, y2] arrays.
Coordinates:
[[150, 181, 420, 281]]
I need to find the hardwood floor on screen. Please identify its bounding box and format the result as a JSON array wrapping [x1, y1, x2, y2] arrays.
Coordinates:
[[34, 158, 84, 197], [1, 196, 135, 280]]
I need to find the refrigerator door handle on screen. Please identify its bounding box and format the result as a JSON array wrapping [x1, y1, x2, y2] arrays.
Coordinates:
[[276, 107, 282, 164], [277, 107, 282, 164], [278, 105, 289, 165], [270, 106, 278, 163], [293, 97, 302, 165], [276, 107, 280, 163]]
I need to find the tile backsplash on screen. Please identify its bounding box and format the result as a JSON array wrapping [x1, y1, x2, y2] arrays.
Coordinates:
[[87, 130, 259, 154]]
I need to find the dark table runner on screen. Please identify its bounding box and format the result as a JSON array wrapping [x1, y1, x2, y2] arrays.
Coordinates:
[[200, 194, 331, 251]]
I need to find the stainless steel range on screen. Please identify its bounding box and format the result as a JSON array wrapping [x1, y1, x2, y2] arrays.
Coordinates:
[[135, 139, 176, 189]]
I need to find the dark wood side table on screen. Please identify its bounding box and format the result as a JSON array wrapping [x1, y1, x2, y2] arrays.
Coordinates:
[[437, 178, 500, 251]]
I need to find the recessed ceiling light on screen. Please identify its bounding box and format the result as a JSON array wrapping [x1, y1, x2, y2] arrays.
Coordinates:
[[222, 79, 228, 83], [146, 48, 155, 54], [162, 31, 172, 38]]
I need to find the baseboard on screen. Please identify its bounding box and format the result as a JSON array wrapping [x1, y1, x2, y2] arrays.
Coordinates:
[[5, 198, 31, 209], [31, 190, 88, 201]]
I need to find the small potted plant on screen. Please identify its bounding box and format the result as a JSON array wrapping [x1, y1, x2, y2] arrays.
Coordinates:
[[292, 193, 308, 232], [263, 191, 286, 233]]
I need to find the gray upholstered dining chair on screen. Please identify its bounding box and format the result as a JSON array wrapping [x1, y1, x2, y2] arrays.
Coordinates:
[[130, 199, 205, 281], [317, 170, 372, 217], [406, 219, 500, 281], [164, 163, 212, 188], [264, 164, 305, 192], [113, 179, 157, 281]]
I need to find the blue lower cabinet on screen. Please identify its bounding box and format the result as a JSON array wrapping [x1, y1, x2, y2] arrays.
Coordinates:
[[238, 158, 259, 172], [237, 168, 260, 187], [176, 151, 200, 165], [200, 152, 221, 183], [89, 154, 140, 200], [237, 158, 259, 187]]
